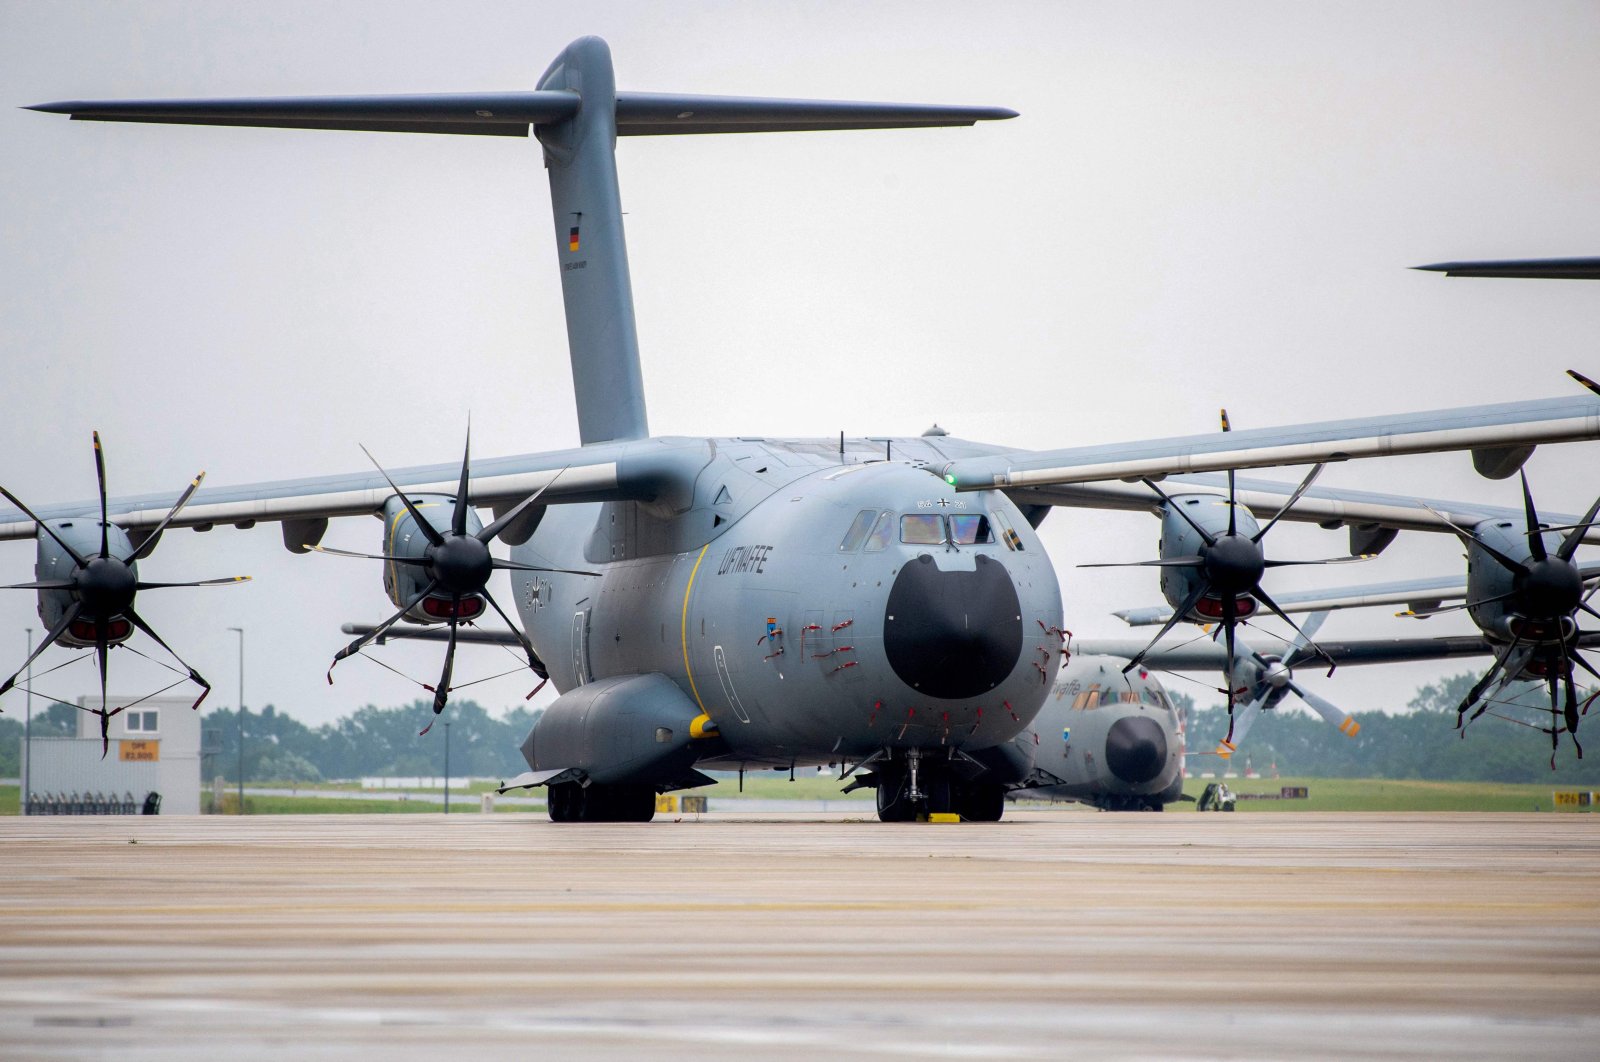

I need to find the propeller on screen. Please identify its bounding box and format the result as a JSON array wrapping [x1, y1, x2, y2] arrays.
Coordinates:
[[1081, 410, 1366, 734], [0, 433, 249, 755], [1448, 469, 1600, 760], [321, 430, 597, 733], [1213, 612, 1360, 758]]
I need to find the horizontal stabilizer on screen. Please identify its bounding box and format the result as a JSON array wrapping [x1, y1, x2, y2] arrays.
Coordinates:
[[28, 91, 1015, 138], [1415, 258, 1600, 279], [27, 92, 581, 136], [613, 92, 1016, 135]]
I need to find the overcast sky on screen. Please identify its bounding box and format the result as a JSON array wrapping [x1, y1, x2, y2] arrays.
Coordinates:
[[2, 1, 1599, 737]]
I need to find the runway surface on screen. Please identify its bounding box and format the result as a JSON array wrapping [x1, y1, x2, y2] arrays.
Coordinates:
[[3, 811, 1598, 1060]]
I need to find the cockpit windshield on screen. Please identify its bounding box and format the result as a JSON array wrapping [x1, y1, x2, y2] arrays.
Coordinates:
[[899, 514, 946, 544], [947, 514, 993, 545]]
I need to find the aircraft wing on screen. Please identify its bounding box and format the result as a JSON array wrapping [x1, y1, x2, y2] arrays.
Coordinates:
[[0, 436, 709, 546], [1075, 632, 1600, 670], [1005, 471, 1600, 545], [938, 395, 1600, 490]]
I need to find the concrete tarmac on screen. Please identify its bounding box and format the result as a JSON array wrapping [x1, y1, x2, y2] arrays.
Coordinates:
[[2, 811, 1598, 1060]]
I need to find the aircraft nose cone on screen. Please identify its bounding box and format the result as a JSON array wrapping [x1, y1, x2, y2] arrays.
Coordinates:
[[884, 553, 1022, 699], [1105, 715, 1168, 785]]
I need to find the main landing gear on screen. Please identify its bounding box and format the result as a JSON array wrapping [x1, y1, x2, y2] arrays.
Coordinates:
[[547, 781, 656, 822]]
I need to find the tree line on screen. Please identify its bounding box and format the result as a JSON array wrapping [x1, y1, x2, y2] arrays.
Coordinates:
[[4, 671, 1600, 784], [1178, 672, 1600, 784]]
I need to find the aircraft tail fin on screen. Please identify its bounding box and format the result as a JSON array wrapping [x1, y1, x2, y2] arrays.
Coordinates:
[[30, 36, 1015, 446]]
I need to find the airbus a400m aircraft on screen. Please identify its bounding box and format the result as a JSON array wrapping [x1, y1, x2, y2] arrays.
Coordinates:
[[9, 36, 1600, 822]]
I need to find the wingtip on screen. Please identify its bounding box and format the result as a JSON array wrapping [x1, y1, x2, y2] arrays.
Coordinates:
[[24, 101, 77, 115]]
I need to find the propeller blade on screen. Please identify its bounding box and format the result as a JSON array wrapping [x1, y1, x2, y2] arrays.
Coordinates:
[[1397, 590, 1519, 618], [481, 587, 544, 676], [1416, 500, 1528, 576], [1569, 647, 1600, 686], [421, 609, 461, 734], [135, 576, 251, 590], [1519, 470, 1548, 562], [1281, 610, 1331, 668], [1570, 368, 1600, 397], [1227, 468, 1237, 537], [478, 467, 570, 544], [0, 580, 75, 590], [129, 470, 206, 562], [327, 578, 440, 680], [94, 618, 110, 757], [1253, 586, 1337, 675], [360, 444, 444, 548], [452, 427, 472, 538], [1456, 635, 1521, 725], [1222, 595, 1239, 737], [1217, 694, 1267, 759], [1561, 654, 1581, 737], [0, 485, 88, 568], [1252, 463, 1325, 544], [0, 601, 83, 697], [1140, 478, 1218, 548], [491, 559, 602, 577], [1262, 554, 1374, 567], [1219, 408, 1231, 433], [1289, 680, 1360, 737], [311, 544, 429, 564], [92, 432, 110, 560], [1122, 578, 1213, 675], [124, 606, 211, 708], [1078, 557, 1206, 569], [1558, 491, 1600, 561]]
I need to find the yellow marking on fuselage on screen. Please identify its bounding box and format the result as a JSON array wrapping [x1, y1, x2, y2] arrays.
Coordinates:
[[681, 544, 711, 714]]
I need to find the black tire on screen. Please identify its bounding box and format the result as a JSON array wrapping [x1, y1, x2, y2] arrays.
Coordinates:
[[955, 782, 1006, 822], [876, 777, 915, 822], [547, 781, 581, 822]]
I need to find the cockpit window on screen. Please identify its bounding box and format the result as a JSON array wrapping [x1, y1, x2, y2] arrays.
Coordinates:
[[900, 514, 947, 545], [991, 510, 1024, 551], [948, 514, 993, 545], [838, 510, 876, 552], [864, 511, 895, 552]]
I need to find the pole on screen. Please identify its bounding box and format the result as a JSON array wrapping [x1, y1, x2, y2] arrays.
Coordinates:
[[443, 721, 451, 816], [23, 627, 32, 816], [229, 626, 244, 814]]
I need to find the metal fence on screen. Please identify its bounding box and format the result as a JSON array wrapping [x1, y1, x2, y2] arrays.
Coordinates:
[[24, 791, 161, 815]]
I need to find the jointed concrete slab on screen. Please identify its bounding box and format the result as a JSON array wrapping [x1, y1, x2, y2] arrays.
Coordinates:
[[2, 812, 1597, 1060]]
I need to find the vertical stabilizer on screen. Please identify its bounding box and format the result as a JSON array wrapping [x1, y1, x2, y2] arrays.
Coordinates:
[[536, 38, 649, 446], [28, 37, 1016, 448]]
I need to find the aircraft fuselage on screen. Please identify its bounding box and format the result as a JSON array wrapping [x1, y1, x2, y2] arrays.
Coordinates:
[[515, 436, 1065, 768]]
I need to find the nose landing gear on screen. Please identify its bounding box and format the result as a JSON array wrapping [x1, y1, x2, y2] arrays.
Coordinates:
[[872, 748, 1007, 822]]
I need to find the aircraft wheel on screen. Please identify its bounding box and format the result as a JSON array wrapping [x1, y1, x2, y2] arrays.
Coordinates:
[[547, 781, 580, 822], [955, 782, 1006, 822], [876, 777, 915, 822], [614, 785, 657, 822]]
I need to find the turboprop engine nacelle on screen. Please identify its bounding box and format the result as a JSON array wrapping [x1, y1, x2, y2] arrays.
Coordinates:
[[1157, 492, 1261, 622], [520, 673, 709, 786], [380, 493, 487, 623], [37, 518, 136, 648]]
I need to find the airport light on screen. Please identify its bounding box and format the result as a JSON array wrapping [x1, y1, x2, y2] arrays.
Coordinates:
[[23, 627, 32, 815], [229, 626, 244, 814]]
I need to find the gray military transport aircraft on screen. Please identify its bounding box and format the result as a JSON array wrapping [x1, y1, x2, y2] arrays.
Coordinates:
[[9, 36, 1600, 821]]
